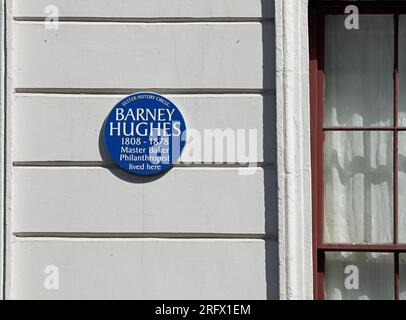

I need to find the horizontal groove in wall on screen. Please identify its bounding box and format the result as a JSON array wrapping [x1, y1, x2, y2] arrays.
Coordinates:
[[12, 161, 276, 169], [13, 161, 116, 168], [14, 232, 278, 241], [14, 88, 275, 95], [14, 92, 274, 98], [14, 17, 275, 23]]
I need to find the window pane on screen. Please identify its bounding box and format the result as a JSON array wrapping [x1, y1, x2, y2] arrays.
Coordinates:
[[398, 132, 406, 243], [324, 131, 393, 243], [399, 16, 406, 125], [325, 252, 394, 300], [325, 15, 394, 127], [400, 254, 406, 300]]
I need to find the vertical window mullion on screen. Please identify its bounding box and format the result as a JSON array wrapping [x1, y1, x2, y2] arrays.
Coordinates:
[[310, 6, 321, 299], [317, 12, 326, 300], [318, 12, 325, 250], [394, 14, 399, 246]]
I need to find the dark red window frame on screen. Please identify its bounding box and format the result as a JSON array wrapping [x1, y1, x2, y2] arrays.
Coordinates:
[[309, 0, 406, 300]]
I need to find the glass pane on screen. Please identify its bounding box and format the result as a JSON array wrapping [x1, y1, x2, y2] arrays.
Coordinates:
[[325, 252, 394, 300], [400, 254, 406, 300], [324, 131, 393, 243], [325, 15, 394, 127], [398, 132, 406, 243], [399, 16, 406, 125]]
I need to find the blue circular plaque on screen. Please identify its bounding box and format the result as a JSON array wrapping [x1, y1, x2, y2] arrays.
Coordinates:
[[104, 92, 186, 175]]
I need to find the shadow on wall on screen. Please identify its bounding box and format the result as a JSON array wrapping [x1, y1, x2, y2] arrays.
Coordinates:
[[98, 119, 169, 183], [262, 0, 279, 300]]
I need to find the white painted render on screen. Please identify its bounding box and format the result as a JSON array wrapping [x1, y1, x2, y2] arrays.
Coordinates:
[[0, 0, 4, 301], [13, 22, 274, 90], [13, 0, 274, 20], [12, 239, 275, 300], [13, 167, 275, 235], [275, 0, 313, 300], [13, 94, 274, 163], [0, 0, 313, 300]]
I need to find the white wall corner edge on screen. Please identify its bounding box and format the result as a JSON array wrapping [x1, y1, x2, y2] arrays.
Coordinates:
[[3, 0, 13, 300], [0, 0, 6, 301], [275, 0, 314, 300]]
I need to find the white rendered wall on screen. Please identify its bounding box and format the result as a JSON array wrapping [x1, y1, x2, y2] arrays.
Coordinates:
[[5, 0, 283, 299]]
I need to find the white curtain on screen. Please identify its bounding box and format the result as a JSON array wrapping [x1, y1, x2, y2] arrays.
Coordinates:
[[325, 252, 394, 300], [324, 15, 396, 300], [324, 15, 394, 244], [324, 15, 393, 128], [324, 131, 393, 244]]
